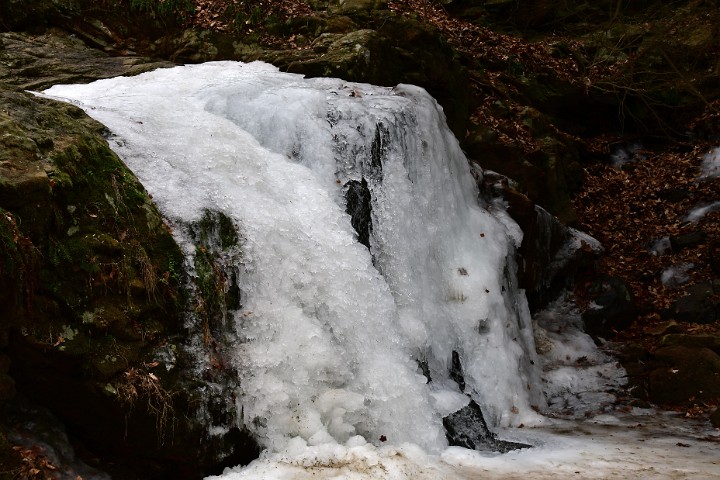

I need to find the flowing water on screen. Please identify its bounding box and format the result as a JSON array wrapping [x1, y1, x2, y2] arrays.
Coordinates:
[[43, 62, 719, 479]]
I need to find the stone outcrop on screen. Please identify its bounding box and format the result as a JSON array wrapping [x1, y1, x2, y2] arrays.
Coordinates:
[[0, 33, 257, 477], [478, 169, 601, 313]]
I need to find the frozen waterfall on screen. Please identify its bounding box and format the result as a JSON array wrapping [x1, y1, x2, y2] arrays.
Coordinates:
[[45, 61, 543, 452], [42, 61, 720, 480]]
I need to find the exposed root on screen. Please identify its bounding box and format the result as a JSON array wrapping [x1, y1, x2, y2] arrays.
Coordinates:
[[115, 367, 175, 445]]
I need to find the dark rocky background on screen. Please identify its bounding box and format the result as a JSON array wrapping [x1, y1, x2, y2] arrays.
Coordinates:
[[1, 0, 719, 477]]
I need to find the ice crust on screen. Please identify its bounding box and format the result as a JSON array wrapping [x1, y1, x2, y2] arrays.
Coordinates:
[[206, 413, 720, 480], [532, 297, 626, 417], [43, 61, 543, 453], [661, 263, 694, 287], [685, 201, 720, 223]]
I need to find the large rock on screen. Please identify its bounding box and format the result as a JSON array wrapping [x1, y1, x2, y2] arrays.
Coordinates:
[[0, 30, 173, 91], [479, 170, 601, 312], [464, 115, 584, 224], [663, 281, 720, 325], [582, 275, 637, 339], [648, 346, 720, 405], [0, 42, 257, 475]]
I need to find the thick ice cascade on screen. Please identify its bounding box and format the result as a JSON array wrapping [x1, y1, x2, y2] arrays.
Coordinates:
[[43, 61, 544, 454]]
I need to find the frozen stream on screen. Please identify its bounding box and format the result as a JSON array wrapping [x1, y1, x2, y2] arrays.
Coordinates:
[[42, 62, 719, 479]]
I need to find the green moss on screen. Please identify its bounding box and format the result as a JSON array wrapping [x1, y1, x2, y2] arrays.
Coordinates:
[[36, 129, 185, 305], [0, 207, 39, 308], [196, 210, 239, 251], [127, 0, 195, 19], [189, 210, 243, 342]]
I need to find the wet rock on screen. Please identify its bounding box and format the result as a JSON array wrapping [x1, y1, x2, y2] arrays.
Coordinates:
[[582, 275, 637, 339], [345, 178, 373, 250], [443, 399, 530, 453], [648, 346, 720, 404], [711, 407, 720, 428], [465, 122, 584, 223], [660, 334, 720, 354], [450, 350, 466, 393], [670, 231, 705, 251], [0, 78, 255, 476], [5, 400, 113, 479], [663, 281, 719, 324], [479, 170, 600, 312]]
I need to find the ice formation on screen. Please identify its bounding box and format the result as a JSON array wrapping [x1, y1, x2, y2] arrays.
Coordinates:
[[700, 146, 720, 179], [660, 263, 694, 287], [207, 412, 720, 480], [42, 62, 720, 480], [649, 236, 673, 256], [684, 201, 720, 223], [609, 142, 644, 168], [44, 61, 543, 454]]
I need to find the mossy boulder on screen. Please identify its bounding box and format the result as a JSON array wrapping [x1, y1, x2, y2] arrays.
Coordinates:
[[648, 346, 720, 405], [270, 14, 469, 137], [0, 67, 256, 475]]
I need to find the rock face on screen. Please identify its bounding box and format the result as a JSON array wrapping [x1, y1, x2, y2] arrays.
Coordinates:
[[278, 16, 470, 138], [478, 170, 600, 312], [0, 33, 257, 478], [464, 102, 585, 225], [0, 31, 173, 91]]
